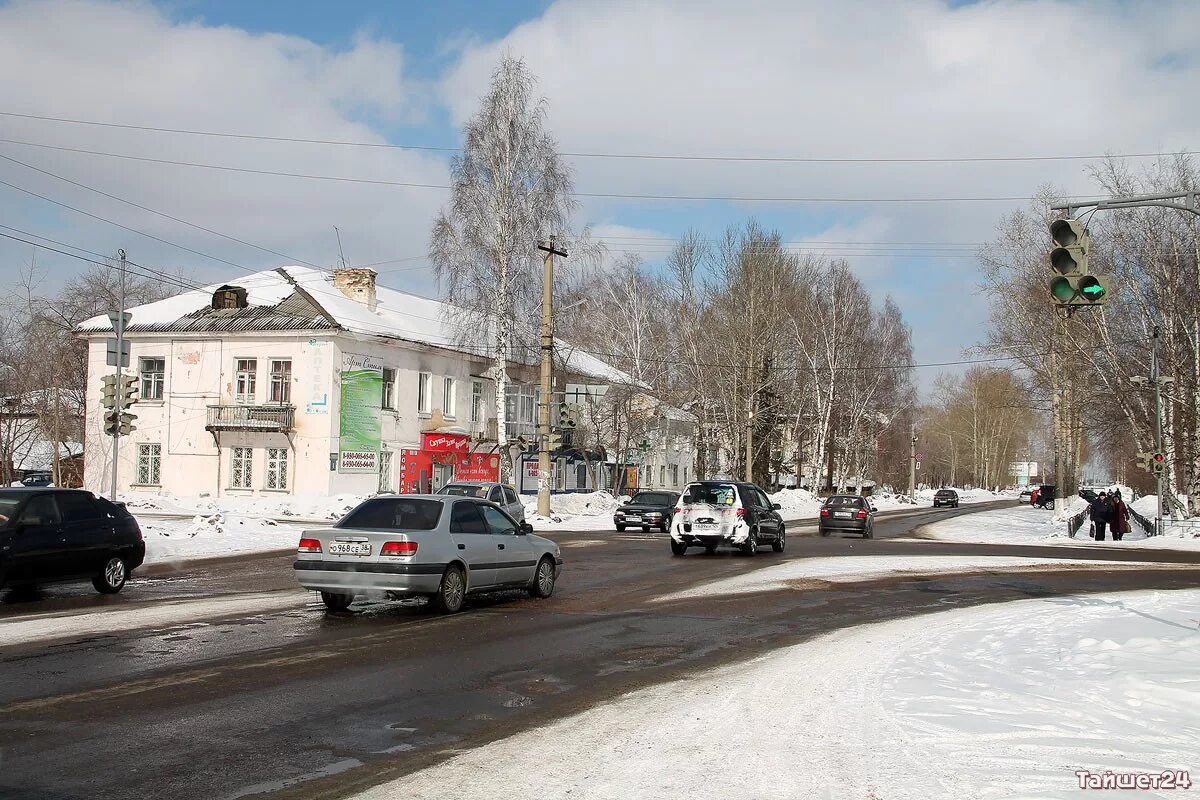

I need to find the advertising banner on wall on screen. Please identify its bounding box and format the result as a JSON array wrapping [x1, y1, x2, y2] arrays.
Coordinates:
[[339, 353, 383, 472]]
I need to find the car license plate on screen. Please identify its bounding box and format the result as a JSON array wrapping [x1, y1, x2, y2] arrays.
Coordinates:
[[329, 541, 371, 556], [625, 515, 641, 523], [834, 511, 852, 518], [694, 522, 718, 531]]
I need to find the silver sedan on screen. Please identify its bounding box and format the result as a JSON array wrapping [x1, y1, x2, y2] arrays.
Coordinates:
[[293, 495, 562, 613]]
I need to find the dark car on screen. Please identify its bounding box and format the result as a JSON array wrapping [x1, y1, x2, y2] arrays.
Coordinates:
[[615, 490, 679, 532], [932, 488, 959, 508], [20, 471, 53, 487], [1034, 484, 1057, 510], [1079, 488, 1098, 503], [0, 488, 145, 595], [818, 494, 876, 538], [670, 481, 785, 555]]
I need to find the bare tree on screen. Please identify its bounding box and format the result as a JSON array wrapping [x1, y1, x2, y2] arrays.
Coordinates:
[[429, 56, 574, 480]]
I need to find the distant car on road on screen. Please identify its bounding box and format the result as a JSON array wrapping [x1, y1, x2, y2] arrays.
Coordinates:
[[1018, 488, 1034, 504], [932, 488, 959, 508], [19, 472, 53, 487], [670, 481, 785, 556], [436, 481, 525, 523], [294, 495, 561, 613], [0, 488, 145, 595], [615, 490, 678, 532], [819, 494, 876, 538]]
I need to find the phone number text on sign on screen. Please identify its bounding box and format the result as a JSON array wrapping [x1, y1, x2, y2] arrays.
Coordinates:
[[340, 451, 378, 472]]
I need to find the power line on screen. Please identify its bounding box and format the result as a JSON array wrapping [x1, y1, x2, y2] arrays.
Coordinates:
[[0, 138, 1095, 205], [1, 109, 1191, 165], [0, 229, 201, 291]]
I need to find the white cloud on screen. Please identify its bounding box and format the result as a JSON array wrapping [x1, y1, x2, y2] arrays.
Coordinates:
[[0, 0, 445, 293]]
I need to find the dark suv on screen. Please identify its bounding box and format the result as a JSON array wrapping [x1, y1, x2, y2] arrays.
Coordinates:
[[670, 481, 785, 555], [0, 489, 145, 595], [932, 488, 959, 508]]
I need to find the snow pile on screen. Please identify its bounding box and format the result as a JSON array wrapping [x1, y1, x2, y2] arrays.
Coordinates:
[[352, 589, 1200, 800], [138, 513, 303, 565], [123, 491, 367, 521], [928, 503, 1200, 550], [1052, 494, 1089, 522], [765, 487, 824, 517], [523, 491, 622, 531], [915, 486, 1011, 504]]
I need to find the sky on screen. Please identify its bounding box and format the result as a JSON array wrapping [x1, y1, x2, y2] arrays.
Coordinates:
[[0, 0, 1197, 393]]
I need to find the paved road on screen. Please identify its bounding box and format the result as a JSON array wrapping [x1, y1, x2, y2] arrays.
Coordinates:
[[1, 500, 1198, 800]]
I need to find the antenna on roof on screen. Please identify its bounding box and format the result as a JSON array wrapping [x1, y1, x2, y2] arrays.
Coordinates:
[[334, 226, 349, 269]]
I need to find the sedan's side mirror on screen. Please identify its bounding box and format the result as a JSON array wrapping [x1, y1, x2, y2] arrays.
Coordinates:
[[518, 522, 533, 535], [771, 503, 782, 511]]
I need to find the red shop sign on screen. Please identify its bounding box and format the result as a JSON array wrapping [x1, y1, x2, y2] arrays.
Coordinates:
[[455, 453, 500, 482], [421, 432, 470, 453]]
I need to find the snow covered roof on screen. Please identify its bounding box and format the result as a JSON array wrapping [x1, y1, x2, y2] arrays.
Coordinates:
[[77, 266, 642, 386], [12, 440, 83, 472]]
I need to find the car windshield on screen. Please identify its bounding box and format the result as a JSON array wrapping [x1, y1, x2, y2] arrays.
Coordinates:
[[337, 498, 444, 530], [681, 484, 737, 506], [825, 496, 864, 508], [437, 484, 488, 498], [630, 492, 675, 505]]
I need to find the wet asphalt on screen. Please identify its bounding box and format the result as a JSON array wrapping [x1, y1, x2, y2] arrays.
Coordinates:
[[1, 500, 1198, 800]]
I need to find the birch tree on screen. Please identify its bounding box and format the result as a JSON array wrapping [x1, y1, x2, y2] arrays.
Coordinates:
[[429, 57, 574, 480]]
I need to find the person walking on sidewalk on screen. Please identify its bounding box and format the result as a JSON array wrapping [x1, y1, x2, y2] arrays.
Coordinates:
[[1110, 490, 1130, 541], [1091, 491, 1110, 541]]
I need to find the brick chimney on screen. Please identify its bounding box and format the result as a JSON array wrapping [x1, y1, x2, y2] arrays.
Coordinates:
[[333, 268, 377, 312]]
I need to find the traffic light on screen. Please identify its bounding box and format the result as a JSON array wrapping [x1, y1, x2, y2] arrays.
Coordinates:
[[118, 411, 136, 436], [101, 374, 118, 408], [103, 409, 137, 435], [546, 432, 563, 450], [119, 374, 139, 406], [1151, 452, 1166, 475], [1048, 218, 1109, 306], [557, 403, 576, 430], [1135, 452, 1153, 472]]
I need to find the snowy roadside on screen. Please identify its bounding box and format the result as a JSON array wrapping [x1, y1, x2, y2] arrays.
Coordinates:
[[927, 501, 1200, 551], [351, 588, 1200, 800]]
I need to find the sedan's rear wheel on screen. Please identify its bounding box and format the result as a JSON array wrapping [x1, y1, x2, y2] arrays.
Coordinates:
[[740, 530, 758, 556], [529, 557, 556, 599], [863, 526, 874, 539], [670, 539, 688, 556], [320, 591, 353, 611], [430, 565, 466, 614], [92, 556, 127, 594], [616, 524, 626, 532]]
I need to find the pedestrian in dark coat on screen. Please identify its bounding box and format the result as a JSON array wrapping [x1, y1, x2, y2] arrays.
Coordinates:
[[1091, 491, 1109, 540], [1110, 490, 1130, 541]]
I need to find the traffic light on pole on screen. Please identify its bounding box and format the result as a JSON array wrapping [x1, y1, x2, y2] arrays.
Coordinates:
[[119, 374, 139, 406], [103, 409, 119, 436], [100, 374, 118, 408], [1151, 452, 1166, 475], [1135, 452, 1153, 472], [1048, 218, 1109, 306], [557, 403, 576, 430]]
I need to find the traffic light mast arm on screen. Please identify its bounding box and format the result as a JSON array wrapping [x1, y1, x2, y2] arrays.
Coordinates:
[[1052, 191, 1200, 219]]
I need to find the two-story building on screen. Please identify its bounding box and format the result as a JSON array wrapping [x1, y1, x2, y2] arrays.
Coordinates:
[[77, 265, 685, 498]]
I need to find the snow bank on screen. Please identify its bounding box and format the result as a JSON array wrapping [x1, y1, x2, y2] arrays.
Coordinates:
[[653, 554, 1161, 601], [915, 486, 1010, 504], [352, 589, 1200, 800], [138, 513, 305, 565], [928, 503, 1200, 550], [765, 487, 824, 517], [523, 491, 622, 531]]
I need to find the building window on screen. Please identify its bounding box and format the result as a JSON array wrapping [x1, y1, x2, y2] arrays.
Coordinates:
[[230, 447, 253, 489], [418, 372, 431, 414], [660, 465, 666, 486], [265, 448, 288, 491], [671, 464, 679, 486], [269, 360, 292, 404], [378, 450, 393, 493], [471, 380, 484, 423], [235, 359, 257, 403], [443, 377, 456, 417], [136, 443, 161, 485], [382, 368, 396, 410], [139, 358, 165, 401]]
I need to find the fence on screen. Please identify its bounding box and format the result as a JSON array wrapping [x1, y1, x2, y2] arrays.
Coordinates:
[[1066, 507, 1090, 538], [1127, 504, 1155, 535]]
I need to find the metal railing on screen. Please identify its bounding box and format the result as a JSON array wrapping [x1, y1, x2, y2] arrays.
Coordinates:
[[206, 404, 295, 432], [1066, 506, 1090, 538], [1127, 505, 1155, 535]]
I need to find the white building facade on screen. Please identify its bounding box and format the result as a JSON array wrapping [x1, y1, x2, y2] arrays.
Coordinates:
[[79, 266, 695, 499]]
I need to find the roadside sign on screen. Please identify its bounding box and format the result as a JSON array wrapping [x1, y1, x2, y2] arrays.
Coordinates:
[[108, 311, 132, 330], [105, 338, 130, 368], [915, 461, 921, 470]]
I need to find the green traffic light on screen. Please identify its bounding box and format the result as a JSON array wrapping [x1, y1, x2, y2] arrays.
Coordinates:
[[1050, 277, 1076, 302], [1079, 276, 1106, 301]]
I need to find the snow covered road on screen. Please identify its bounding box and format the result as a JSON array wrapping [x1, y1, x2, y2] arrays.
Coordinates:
[[354, 588, 1200, 800]]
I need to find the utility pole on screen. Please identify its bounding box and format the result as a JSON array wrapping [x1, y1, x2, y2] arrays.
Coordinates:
[[536, 240, 567, 518], [909, 423, 917, 501], [1152, 326, 1164, 537], [111, 249, 127, 501]]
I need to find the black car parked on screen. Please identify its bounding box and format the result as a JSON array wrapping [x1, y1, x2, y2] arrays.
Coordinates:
[[0, 489, 145, 595], [615, 490, 679, 532], [818, 494, 876, 538], [932, 488, 959, 508]]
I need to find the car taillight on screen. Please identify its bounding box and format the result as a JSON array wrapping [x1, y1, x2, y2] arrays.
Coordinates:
[[380, 541, 418, 556], [820, 507, 830, 517], [736, 507, 746, 518], [855, 508, 868, 520], [298, 537, 322, 553]]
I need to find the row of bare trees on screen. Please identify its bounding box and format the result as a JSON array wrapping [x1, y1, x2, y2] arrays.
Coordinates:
[[980, 155, 1200, 511]]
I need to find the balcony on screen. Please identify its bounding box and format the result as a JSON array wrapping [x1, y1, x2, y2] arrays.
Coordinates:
[[206, 404, 295, 433]]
